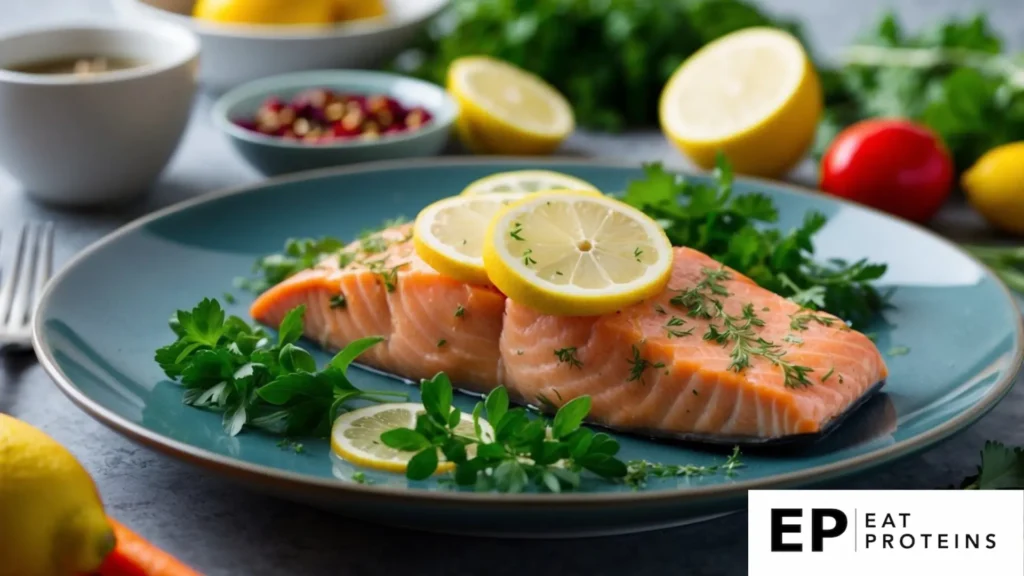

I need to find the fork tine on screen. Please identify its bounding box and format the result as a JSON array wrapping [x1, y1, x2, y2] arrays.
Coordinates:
[[31, 222, 54, 308], [0, 225, 26, 324], [6, 223, 39, 329]]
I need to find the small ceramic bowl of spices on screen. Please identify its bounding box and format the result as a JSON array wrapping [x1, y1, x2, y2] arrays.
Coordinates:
[[211, 70, 458, 176]]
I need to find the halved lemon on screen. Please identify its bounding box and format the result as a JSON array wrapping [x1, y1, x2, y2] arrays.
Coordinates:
[[447, 56, 574, 155], [659, 27, 821, 178], [483, 192, 674, 316], [460, 170, 601, 196], [413, 193, 527, 284], [331, 403, 493, 474]]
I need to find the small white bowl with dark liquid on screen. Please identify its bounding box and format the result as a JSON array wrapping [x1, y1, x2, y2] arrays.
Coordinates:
[[0, 22, 199, 206]]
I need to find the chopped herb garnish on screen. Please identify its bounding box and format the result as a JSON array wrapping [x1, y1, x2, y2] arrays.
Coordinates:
[[677, 269, 814, 388], [338, 250, 356, 269], [510, 222, 525, 241], [554, 347, 583, 369], [621, 160, 888, 328], [360, 234, 389, 255], [437, 339, 447, 348], [516, 349, 524, 356], [665, 316, 694, 338], [625, 447, 743, 489], [654, 304, 667, 315], [536, 393, 557, 411], [454, 304, 465, 318], [670, 267, 730, 319], [634, 247, 643, 262], [821, 367, 835, 382], [782, 334, 804, 345], [555, 271, 564, 276], [523, 249, 537, 266], [239, 217, 416, 295], [375, 264, 403, 292], [626, 345, 663, 385], [789, 310, 836, 331], [329, 294, 347, 309], [888, 346, 911, 356], [222, 292, 236, 304], [351, 471, 369, 484]]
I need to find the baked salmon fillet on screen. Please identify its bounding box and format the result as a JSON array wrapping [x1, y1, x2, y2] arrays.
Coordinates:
[[251, 225, 888, 442]]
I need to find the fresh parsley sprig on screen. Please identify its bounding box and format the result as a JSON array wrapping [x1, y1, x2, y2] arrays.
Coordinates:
[[624, 159, 889, 328], [381, 373, 628, 493], [155, 298, 406, 437]]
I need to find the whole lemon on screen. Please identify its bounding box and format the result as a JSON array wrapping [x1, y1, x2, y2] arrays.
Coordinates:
[[193, 0, 335, 25], [962, 142, 1024, 235], [0, 415, 114, 576], [333, 0, 387, 21]]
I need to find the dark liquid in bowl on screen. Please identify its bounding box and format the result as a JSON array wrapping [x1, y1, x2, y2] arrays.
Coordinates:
[[4, 56, 145, 76]]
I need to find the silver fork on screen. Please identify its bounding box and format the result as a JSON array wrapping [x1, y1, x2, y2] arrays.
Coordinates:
[[0, 222, 54, 349]]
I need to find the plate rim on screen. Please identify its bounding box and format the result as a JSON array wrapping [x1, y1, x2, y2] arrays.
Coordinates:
[[32, 156, 1024, 508]]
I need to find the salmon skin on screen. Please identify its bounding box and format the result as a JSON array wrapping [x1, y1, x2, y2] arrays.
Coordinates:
[[251, 225, 888, 444]]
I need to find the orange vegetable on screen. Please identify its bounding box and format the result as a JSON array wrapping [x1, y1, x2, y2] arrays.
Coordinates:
[[96, 518, 203, 576]]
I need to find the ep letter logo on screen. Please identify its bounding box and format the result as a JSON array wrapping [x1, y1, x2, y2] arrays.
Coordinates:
[[771, 508, 848, 552]]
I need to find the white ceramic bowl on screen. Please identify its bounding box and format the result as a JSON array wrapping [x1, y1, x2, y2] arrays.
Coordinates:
[[111, 0, 449, 94], [0, 23, 199, 207]]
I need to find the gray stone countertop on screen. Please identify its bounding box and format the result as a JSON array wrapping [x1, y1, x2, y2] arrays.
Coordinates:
[[2, 1, 1024, 575]]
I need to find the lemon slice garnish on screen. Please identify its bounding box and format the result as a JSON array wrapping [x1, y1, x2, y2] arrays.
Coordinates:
[[659, 27, 821, 178], [460, 170, 601, 196], [331, 403, 493, 474], [413, 192, 528, 284], [483, 191, 673, 316], [447, 56, 574, 155]]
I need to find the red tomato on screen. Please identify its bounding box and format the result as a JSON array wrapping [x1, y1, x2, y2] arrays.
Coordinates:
[[819, 119, 954, 223]]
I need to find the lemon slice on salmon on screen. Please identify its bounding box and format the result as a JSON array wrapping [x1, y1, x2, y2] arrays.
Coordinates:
[[482, 192, 673, 316], [659, 27, 821, 178], [331, 403, 493, 474], [447, 57, 574, 155], [460, 170, 601, 196], [414, 193, 528, 284]]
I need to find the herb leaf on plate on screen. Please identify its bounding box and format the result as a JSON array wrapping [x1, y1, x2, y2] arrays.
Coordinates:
[[237, 217, 410, 294], [155, 298, 406, 437], [622, 159, 889, 327], [381, 373, 632, 492]]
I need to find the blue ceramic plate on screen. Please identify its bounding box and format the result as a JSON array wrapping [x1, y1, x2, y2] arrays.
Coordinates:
[[34, 159, 1023, 537]]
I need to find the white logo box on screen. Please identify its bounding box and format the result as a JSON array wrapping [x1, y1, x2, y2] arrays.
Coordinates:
[[748, 490, 1024, 576]]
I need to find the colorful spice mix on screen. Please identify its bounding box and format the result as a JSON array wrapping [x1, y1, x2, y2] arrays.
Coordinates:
[[233, 89, 433, 144]]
